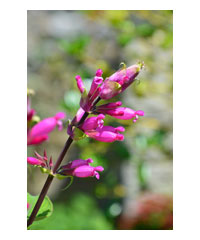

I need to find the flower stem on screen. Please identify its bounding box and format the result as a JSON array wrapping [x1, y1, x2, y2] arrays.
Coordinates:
[[27, 112, 89, 228], [27, 98, 101, 228]]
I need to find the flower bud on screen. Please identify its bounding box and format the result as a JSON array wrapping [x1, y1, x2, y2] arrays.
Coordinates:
[[27, 157, 45, 167], [100, 63, 144, 100], [57, 159, 104, 180], [27, 112, 66, 145], [75, 75, 85, 94], [85, 125, 125, 142]]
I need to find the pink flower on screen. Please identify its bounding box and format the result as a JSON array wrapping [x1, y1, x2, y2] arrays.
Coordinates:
[[68, 112, 125, 142], [80, 114, 105, 131], [75, 63, 144, 112], [58, 158, 93, 170], [68, 114, 105, 140], [27, 112, 66, 145], [93, 102, 144, 123], [74, 108, 85, 123], [27, 157, 46, 167], [73, 165, 104, 179], [100, 107, 144, 123], [27, 150, 53, 168], [75, 75, 85, 94], [76, 69, 104, 112], [93, 101, 123, 115], [57, 159, 104, 180], [88, 69, 103, 98], [99, 63, 144, 100], [85, 125, 125, 142]]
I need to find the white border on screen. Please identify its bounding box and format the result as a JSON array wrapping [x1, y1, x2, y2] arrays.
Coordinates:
[[1, 0, 200, 239]]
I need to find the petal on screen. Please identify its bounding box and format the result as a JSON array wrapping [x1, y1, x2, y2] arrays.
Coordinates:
[[75, 75, 85, 94], [27, 157, 45, 166], [27, 135, 49, 145], [94, 166, 104, 172], [94, 171, 100, 180], [30, 118, 57, 138], [54, 112, 66, 120]]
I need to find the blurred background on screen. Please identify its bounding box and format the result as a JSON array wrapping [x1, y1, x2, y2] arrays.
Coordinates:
[[27, 10, 173, 230]]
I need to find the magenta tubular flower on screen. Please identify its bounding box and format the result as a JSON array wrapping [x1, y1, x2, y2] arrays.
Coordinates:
[[27, 112, 66, 145], [100, 63, 144, 100], [93, 101, 123, 114], [88, 69, 103, 98], [97, 101, 122, 110], [85, 125, 124, 142], [73, 165, 104, 180], [80, 114, 105, 131], [58, 158, 93, 171], [68, 114, 105, 140], [76, 69, 104, 112], [28, 150, 53, 169], [103, 107, 144, 123], [27, 157, 46, 167], [68, 107, 85, 130], [58, 159, 104, 180], [74, 107, 85, 123], [75, 75, 85, 94]]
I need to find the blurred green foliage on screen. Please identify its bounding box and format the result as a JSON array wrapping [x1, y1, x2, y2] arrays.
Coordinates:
[[30, 193, 113, 230]]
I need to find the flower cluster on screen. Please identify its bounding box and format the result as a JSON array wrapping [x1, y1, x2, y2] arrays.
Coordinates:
[[68, 62, 144, 143], [27, 150, 53, 168], [28, 62, 144, 181]]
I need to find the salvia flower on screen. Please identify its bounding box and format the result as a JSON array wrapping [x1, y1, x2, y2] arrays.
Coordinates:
[[58, 158, 93, 170], [99, 63, 144, 100], [27, 150, 53, 169], [68, 113, 105, 140], [76, 69, 103, 112], [75, 75, 85, 94], [27, 112, 66, 145], [95, 105, 144, 123], [27, 156, 46, 167], [75, 63, 143, 114], [85, 125, 125, 142], [57, 159, 104, 180], [68, 62, 144, 142], [67, 107, 85, 135], [80, 114, 105, 131]]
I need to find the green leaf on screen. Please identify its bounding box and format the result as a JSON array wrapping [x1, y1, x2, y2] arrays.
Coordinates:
[[39, 167, 52, 175], [54, 174, 71, 180], [27, 193, 53, 222]]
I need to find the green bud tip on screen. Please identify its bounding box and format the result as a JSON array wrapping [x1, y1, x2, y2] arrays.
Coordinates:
[[119, 62, 127, 70], [136, 61, 145, 72]]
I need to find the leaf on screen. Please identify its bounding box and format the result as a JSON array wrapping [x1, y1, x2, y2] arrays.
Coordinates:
[[54, 173, 71, 180], [39, 167, 52, 175], [27, 193, 53, 221]]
